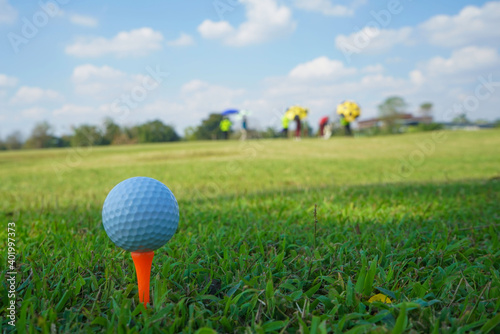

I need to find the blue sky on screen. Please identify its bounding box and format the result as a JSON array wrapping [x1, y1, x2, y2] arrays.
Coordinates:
[[1, 0, 499, 137]]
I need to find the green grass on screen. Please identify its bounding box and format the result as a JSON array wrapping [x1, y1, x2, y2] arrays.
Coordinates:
[[1, 130, 500, 333]]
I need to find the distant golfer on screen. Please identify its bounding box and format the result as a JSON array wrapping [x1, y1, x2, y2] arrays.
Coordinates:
[[282, 115, 289, 138], [340, 115, 352, 136], [241, 116, 247, 140], [319, 117, 329, 137], [294, 115, 301, 140], [220, 117, 232, 140]]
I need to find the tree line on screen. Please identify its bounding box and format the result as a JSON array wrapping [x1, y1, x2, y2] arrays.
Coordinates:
[[0, 118, 180, 150], [2, 97, 497, 150], [0, 113, 280, 150]]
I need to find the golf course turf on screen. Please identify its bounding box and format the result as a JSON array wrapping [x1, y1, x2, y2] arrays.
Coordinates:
[[1, 130, 499, 333]]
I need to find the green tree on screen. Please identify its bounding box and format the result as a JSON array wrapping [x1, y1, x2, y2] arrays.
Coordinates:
[[103, 117, 122, 145], [378, 96, 407, 133], [71, 124, 105, 147], [452, 113, 470, 125], [5, 131, 23, 150], [58, 135, 72, 148], [419, 102, 433, 117], [258, 127, 280, 139], [118, 126, 139, 144], [24, 121, 55, 148], [183, 126, 198, 141], [193, 113, 224, 140], [135, 120, 180, 143]]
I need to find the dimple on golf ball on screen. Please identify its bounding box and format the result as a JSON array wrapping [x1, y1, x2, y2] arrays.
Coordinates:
[[102, 177, 179, 252]]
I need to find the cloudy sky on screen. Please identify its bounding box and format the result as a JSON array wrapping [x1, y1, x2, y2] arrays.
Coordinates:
[[1, 0, 499, 137]]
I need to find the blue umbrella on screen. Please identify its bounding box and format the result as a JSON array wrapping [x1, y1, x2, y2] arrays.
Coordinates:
[[221, 109, 239, 116]]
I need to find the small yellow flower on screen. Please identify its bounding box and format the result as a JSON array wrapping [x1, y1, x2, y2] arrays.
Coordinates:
[[368, 293, 392, 304]]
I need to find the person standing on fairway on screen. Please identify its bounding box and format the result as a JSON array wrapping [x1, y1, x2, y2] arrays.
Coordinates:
[[220, 117, 232, 140], [294, 115, 301, 140], [282, 115, 289, 138], [241, 115, 248, 140], [340, 115, 352, 136], [319, 117, 329, 138]]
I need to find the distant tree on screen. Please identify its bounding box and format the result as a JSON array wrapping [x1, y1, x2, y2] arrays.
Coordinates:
[[419, 102, 433, 117], [378, 96, 407, 133], [379, 96, 407, 117], [111, 133, 137, 145], [58, 135, 72, 148], [135, 120, 180, 143], [71, 124, 105, 147], [103, 118, 122, 145], [452, 113, 471, 125], [193, 113, 224, 140], [258, 127, 280, 139], [5, 131, 23, 150], [183, 126, 198, 141], [121, 126, 139, 144], [24, 121, 55, 148]]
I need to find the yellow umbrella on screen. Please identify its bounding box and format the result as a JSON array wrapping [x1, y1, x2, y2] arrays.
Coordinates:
[[285, 106, 309, 120], [337, 101, 361, 123]]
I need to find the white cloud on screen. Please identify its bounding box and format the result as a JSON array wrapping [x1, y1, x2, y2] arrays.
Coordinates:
[[181, 80, 209, 94], [335, 26, 413, 55], [10, 86, 62, 105], [409, 70, 424, 86], [21, 107, 48, 118], [198, 21, 233, 40], [293, 0, 365, 16], [167, 33, 195, 47], [0, 74, 18, 87], [335, 1, 500, 57], [0, 0, 17, 24], [71, 64, 145, 99], [260, 56, 415, 125], [172, 80, 246, 127], [65, 27, 164, 57], [413, 46, 500, 87], [94, 80, 246, 131], [423, 46, 500, 76], [72, 64, 125, 83], [420, 2, 500, 48], [69, 14, 98, 27], [53, 104, 96, 116], [181, 80, 245, 103], [289, 56, 357, 80], [198, 0, 296, 46]]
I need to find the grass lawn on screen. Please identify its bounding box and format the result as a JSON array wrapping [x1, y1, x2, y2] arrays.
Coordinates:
[[1, 130, 499, 333]]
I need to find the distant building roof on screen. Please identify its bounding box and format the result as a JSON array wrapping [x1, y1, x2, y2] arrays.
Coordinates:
[[357, 113, 433, 129]]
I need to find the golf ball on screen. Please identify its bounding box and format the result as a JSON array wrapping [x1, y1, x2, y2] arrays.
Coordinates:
[[102, 177, 179, 252]]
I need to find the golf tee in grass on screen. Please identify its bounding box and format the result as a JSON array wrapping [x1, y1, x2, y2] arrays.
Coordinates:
[[131, 251, 154, 307], [102, 177, 180, 309]]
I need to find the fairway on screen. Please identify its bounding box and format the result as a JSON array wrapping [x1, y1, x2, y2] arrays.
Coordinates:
[[1, 130, 500, 333]]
